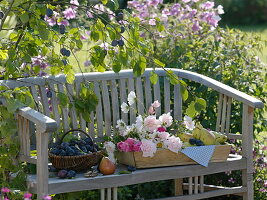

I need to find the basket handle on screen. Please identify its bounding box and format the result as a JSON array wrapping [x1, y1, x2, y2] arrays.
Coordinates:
[[58, 129, 94, 145]]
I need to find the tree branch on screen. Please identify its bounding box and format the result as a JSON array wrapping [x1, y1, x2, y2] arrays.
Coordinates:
[[0, 0, 16, 31]]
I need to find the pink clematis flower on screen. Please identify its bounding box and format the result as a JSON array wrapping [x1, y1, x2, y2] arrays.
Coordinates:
[[63, 7, 77, 20]]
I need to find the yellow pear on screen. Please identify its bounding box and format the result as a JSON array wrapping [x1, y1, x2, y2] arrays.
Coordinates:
[[210, 131, 228, 144], [178, 132, 194, 142], [192, 122, 202, 139], [199, 128, 216, 145], [99, 157, 116, 175]]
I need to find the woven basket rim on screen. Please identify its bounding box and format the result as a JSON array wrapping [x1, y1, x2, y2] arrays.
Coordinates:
[[48, 151, 102, 159]]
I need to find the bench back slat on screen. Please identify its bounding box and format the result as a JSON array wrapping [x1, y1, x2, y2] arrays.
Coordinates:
[[101, 80, 112, 136], [164, 77, 171, 113], [94, 81, 104, 138], [119, 79, 128, 125]]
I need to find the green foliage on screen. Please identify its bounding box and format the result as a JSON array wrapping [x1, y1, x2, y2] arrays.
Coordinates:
[[215, 0, 267, 25]]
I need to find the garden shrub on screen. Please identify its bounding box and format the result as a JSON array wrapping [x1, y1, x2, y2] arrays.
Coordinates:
[[127, 0, 267, 198], [0, 0, 266, 199]]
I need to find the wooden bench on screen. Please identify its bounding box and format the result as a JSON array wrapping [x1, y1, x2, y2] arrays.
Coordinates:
[[0, 68, 263, 200]]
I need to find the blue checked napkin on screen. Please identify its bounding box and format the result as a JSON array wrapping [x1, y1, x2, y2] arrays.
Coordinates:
[[181, 145, 216, 167]]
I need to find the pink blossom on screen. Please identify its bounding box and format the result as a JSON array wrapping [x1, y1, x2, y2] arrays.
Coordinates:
[[80, 34, 88, 40], [152, 100, 161, 108], [63, 7, 76, 20], [148, 106, 155, 115], [164, 136, 183, 153], [128, 1, 140, 9], [188, 9, 197, 19], [117, 142, 131, 152], [24, 192, 32, 199], [182, 0, 191, 3], [139, 10, 149, 19], [86, 11, 94, 18], [43, 195, 52, 200], [158, 131, 170, 140], [159, 112, 173, 127], [162, 8, 171, 16], [170, 3, 181, 16], [84, 60, 91, 67], [200, 1, 214, 9], [192, 21, 201, 32], [264, 180, 267, 188], [140, 139, 157, 157], [1, 187, 10, 193], [125, 138, 136, 146], [147, 0, 162, 7], [160, 14, 168, 22], [58, 20, 70, 26], [133, 141, 142, 152], [157, 127, 166, 132], [144, 115, 160, 132], [70, 0, 79, 9], [44, 15, 57, 26]]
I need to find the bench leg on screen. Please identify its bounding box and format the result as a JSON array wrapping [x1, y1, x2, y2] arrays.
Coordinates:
[[101, 187, 118, 200], [242, 171, 253, 200], [174, 179, 183, 195], [36, 129, 49, 200]]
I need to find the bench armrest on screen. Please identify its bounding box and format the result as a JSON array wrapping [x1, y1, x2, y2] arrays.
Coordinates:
[[172, 69, 264, 109], [17, 107, 57, 133]]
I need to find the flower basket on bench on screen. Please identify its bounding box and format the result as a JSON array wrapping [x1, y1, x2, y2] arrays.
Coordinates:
[[117, 145, 231, 168]]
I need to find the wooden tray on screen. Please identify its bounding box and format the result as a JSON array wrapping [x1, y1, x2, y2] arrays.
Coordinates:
[[117, 145, 231, 168]]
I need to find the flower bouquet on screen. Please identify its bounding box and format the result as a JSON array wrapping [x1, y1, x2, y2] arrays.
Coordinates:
[[104, 91, 231, 168]]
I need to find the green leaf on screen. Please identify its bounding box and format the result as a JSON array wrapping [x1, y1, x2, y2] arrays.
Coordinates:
[[90, 31, 99, 42], [106, 0, 119, 11], [185, 102, 196, 118], [57, 93, 68, 107], [180, 84, 188, 101], [66, 69, 75, 84], [20, 13, 29, 24], [6, 99, 25, 113], [154, 58, 165, 67], [101, 0, 108, 4], [82, 112, 91, 122], [194, 98, 206, 112], [112, 62, 121, 73], [75, 39, 83, 49], [150, 71, 158, 85], [167, 71, 179, 85]]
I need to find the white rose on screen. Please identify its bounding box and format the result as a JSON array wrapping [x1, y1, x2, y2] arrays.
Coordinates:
[[121, 102, 129, 113], [127, 91, 136, 105]]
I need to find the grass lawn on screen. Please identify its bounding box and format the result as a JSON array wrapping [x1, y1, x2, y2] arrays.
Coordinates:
[[231, 24, 267, 64]]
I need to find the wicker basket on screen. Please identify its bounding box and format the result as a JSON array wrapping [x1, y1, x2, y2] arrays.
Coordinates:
[[49, 129, 103, 171]]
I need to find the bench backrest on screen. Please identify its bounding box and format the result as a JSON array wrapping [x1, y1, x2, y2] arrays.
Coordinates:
[[1, 69, 184, 140], [1, 68, 262, 142]]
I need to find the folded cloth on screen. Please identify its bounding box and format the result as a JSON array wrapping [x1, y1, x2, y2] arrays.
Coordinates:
[[181, 145, 216, 167]]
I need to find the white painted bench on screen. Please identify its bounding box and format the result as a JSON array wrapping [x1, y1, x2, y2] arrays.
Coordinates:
[[0, 68, 263, 200]]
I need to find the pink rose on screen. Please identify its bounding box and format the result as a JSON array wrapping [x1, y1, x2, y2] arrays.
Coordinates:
[[140, 139, 157, 157], [152, 100, 161, 108], [148, 106, 155, 115], [1, 187, 10, 193], [158, 132, 170, 140], [124, 138, 136, 146], [164, 136, 183, 153], [144, 115, 160, 132], [159, 112, 173, 127], [117, 142, 131, 152], [133, 141, 142, 152], [157, 127, 166, 132]]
